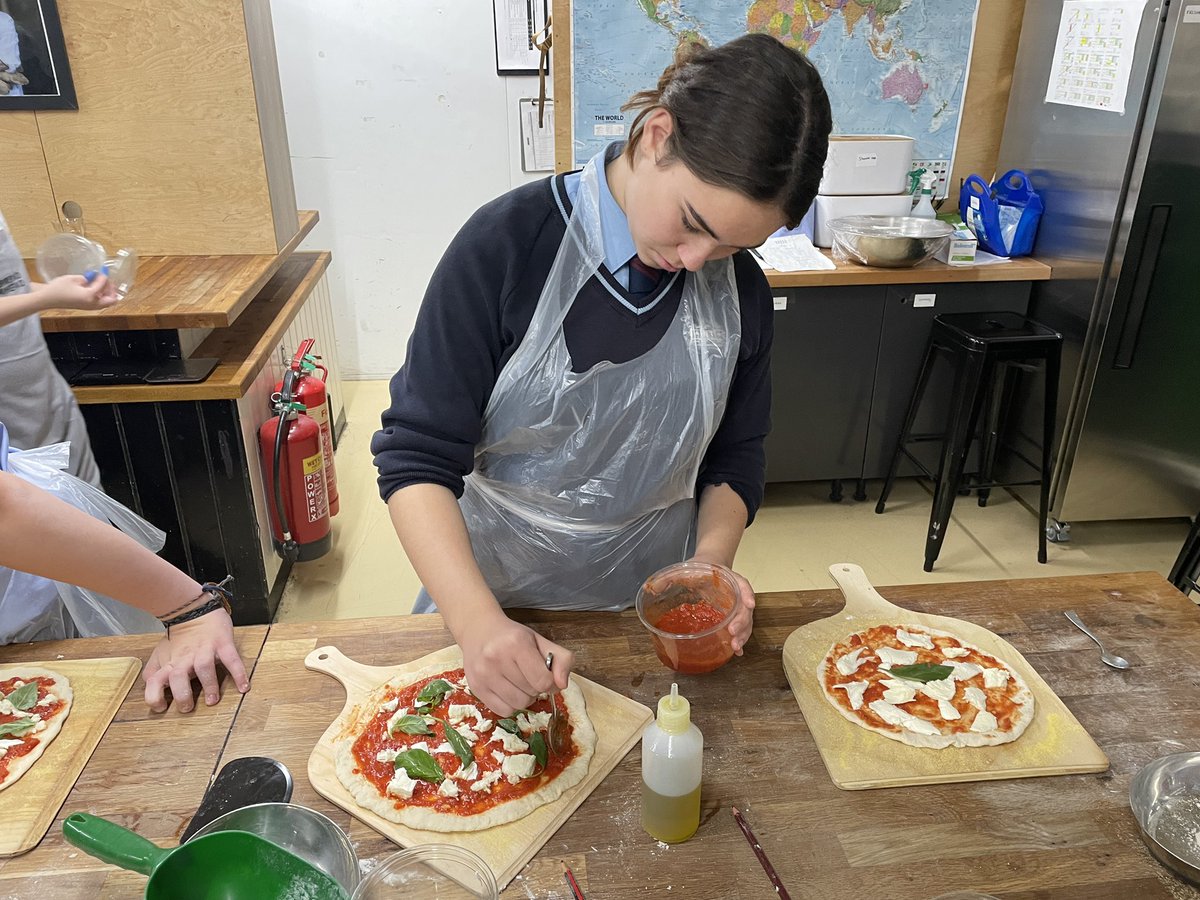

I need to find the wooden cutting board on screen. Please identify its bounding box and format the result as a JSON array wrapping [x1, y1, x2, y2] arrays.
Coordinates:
[[783, 564, 1109, 791], [306, 644, 652, 890], [0, 656, 140, 857]]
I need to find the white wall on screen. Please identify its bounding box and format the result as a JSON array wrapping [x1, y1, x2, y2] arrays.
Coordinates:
[[271, 1, 546, 378]]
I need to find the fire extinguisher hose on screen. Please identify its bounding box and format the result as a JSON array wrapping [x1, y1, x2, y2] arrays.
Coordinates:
[[273, 369, 301, 561]]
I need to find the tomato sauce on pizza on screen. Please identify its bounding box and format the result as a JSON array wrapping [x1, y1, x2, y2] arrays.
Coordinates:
[[348, 668, 579, 815]]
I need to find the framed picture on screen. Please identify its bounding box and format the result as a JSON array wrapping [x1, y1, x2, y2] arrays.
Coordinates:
[[0, 0, 77, 110], [493, 0, 549, 76]]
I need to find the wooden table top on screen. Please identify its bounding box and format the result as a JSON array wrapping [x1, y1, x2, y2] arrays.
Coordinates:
[[764, 253, 1052, 288], [1, 572, 1197, 898], [37, 211, 318, 333], [0, 627, 268, 895]]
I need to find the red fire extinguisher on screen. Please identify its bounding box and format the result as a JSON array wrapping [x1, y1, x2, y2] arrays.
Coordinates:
[[274, 338, 339, 516], [258, 364, 332, 561]]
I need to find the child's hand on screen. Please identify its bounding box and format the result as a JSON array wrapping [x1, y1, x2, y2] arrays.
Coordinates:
[[33, 274, 120, 312]]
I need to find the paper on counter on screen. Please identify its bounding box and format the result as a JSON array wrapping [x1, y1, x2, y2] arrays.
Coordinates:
[[753, 234, 836, 272]]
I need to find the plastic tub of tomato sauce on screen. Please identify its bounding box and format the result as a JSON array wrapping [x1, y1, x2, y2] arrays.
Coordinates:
[[636, 562, 739, 674]]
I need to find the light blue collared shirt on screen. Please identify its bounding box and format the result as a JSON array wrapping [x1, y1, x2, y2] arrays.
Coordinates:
[[563, 144, 639, 291]]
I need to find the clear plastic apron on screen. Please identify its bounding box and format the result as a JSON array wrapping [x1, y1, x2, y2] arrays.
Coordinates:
[[0, 214, 99, 486], [454, 159, 741, 611]]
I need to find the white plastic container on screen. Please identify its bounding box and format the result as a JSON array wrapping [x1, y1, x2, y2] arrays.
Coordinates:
[[818, 135, 915, 196], [813, 194, 915, 248], [641, 683, 703, 844]]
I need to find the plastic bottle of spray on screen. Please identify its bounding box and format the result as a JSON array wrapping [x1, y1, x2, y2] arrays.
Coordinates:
[[911, 171, 938, 219], [641, 683, 703, 843]]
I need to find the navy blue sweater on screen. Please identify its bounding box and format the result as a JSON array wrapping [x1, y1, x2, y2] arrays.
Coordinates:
[[372, 173, 774, 524]]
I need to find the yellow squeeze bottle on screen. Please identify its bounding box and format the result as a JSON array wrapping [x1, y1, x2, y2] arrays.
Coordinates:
[[641, 683, 703, 843]]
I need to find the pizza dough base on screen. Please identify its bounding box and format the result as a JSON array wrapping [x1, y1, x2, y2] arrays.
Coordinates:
[[0, 666, 73, 792], [819, 625, 1036, 750], [334, 661, 596, 831]]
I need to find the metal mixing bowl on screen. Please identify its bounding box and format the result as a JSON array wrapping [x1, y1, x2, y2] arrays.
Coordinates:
[[190, 802, 360, 893], [828, 215, 954, 268], [1130, 751, 1200, 885]]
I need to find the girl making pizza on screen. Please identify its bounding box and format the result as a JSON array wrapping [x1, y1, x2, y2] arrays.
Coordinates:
[[373, 34, 831, 716], [0, 464, 250, 715]]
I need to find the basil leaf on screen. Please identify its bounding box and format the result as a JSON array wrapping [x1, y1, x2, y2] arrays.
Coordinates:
[[416, 679, 453, 708], [497, 717, 521, 735], [393, 749, 444, 783], [437, 718, 475, 769], [5, 682, 38, 711], [391, 715, 433, 737], [0, 718, 37, 738], [888, 663, 955, 684], [528, 731, 548, 769]]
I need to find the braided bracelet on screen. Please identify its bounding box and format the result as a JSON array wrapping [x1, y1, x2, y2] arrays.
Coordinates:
[[161, 578, 234, 630]]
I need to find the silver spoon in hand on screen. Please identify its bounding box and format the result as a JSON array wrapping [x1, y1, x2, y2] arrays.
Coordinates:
[[1065, 611, 1131, 669], [544, 652, 569, 754]]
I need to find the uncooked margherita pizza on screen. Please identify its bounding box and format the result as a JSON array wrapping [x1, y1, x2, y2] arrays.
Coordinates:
[[819, 624, 1035, 749], [334, 664, 595, 831], [0, 667, 73, 791]]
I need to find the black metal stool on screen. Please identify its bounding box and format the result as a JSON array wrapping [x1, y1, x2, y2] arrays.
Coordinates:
[[1169, 512, 1200, 596], [875, 311, 1063, 572]]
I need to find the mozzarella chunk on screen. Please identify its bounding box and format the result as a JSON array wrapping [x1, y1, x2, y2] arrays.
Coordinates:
[[385, 708, 411, 735], [831, 681, 870, 710], [835, 647, 868, 676], [454, 724, 479, 743], [941, 647, 971, 659], [501, 753, 537, 784], [970, 710, 998, 733], [516, 711, 552, 734], [386, 769, 418, 800], [0, 700, 17, 716], [448, 704, 482, 726], [876, 647, 918, 667], [868, 700, 941, 736], [36, 693, 58, 708], [452, 762, 478, 781], [408, 741, 430, 753], [879, 679, 917, 705], [438, 778, 460, 798], [470, 769, 503, 792], [380, 697, 400, 713], [917, 679, 956, 702], [491, 749, 506, 764], [375, 748, 401, 764], [896, 629, 934, 649], [963, 686, 988, 711], [982, 668, 1011, 689], [937, 700, 961, 721], [495, 729, 530, 753], [476, 719, 494, 733], [949, 662, 984, 682], [33, 720, 46, 732], [432, 742, 453, 754], [0, 739, 24, 753]]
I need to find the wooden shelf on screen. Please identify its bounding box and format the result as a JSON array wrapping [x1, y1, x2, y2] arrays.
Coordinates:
[[764, 254, 1052, 288], [71, 251, 332, 404], [38, 211, 319, 333]]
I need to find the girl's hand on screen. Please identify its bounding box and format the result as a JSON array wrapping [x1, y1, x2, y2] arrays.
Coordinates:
[[143, 610, 250, 713]]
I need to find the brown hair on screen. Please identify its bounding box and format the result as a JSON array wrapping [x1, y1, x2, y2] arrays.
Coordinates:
[[622, 33, 831, 228]]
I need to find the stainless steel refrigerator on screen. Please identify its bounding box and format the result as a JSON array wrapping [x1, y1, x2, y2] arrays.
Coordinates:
[[996, 0, 1200, 531]]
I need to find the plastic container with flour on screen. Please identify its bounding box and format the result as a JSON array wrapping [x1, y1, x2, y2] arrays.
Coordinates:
[[819, 135, 915, 196]]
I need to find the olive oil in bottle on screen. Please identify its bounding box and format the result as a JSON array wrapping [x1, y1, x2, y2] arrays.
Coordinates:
[[641, 683, 703, 843]]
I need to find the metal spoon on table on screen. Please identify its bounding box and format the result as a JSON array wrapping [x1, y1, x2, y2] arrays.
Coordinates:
[[1065, 611, 1132, 670]]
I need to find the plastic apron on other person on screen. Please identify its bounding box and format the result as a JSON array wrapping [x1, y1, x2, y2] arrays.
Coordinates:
[[416, 158, 742, 613], [0, 422, 164, 644], [0, 212, 100, 487]]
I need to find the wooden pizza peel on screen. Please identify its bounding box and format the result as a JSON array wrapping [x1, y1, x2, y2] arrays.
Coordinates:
[[0, 656, 140, 856], [306, 644, 652, 890], [782, 563, 1109, 791]]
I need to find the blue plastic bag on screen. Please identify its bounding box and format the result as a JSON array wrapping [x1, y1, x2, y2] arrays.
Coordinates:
[[959, 169, 1044, 257]]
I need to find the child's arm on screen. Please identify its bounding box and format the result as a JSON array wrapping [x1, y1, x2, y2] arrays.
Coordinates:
[[0, 274, 118, 328]]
